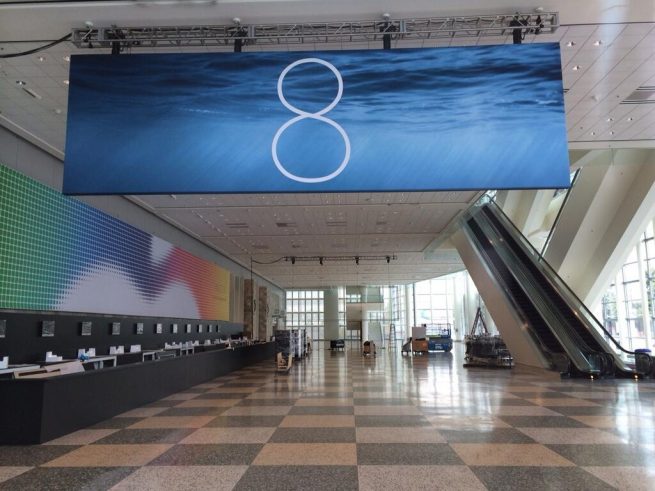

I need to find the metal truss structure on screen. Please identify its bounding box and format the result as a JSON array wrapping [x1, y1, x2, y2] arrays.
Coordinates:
[[71, 12, 558, 49]]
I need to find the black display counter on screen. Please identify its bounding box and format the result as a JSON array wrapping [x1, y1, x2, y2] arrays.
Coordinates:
[[0, 342, 275, 444]]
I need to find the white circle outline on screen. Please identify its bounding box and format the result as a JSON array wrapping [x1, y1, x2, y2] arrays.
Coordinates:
[[272, 57, 351, 184]]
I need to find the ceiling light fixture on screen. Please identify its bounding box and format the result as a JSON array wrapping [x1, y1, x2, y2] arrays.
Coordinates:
[[593, 40, 603, 46], [37, 56, 45, 62], [590, 131, 596, 136], [572, 65, 581, 71], [15, 80, 26, 86], [63, 80, 69, 85], [627, 117, 634, 121], [606, 117, 613, 122], [609, 131, 615, 135], [566, 41, 576, 47], [63, 56, 70, 62]]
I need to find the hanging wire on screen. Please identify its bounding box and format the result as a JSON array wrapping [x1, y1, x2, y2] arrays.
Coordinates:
[[251, 257, 285, 265], [0, 33, 72, 58]]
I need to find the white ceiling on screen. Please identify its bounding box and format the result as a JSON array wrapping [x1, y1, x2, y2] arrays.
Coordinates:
[[1, 1, 655, 288], [131, 191, 479, 287]]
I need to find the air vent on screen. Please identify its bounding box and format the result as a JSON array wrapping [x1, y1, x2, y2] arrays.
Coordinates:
[[276, 222, 297, 228], [326, 220, 347, 227], [622, 86, 655, 104], [226, 222, 249, 229]]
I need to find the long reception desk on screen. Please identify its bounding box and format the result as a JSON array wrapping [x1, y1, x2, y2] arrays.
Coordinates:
[[0, 342, 275, 444]]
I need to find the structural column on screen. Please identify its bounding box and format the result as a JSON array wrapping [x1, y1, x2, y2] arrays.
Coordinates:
[[544, 149, 655, 307], [324, 288, 340, 340]]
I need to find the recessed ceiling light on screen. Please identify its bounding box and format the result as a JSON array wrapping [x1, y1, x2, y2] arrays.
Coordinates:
[[63, 56, 70, 62], [37, 56, 45, 62], [590, 131, 596, 136], [606, 117, 614, 122], [16, 80, 26, 86], [609, 131, 615, 135], [566, 41, 576, 47], [572, 65, 581, 71], [63, 80, 69, 85], [627, 117, 634, 121], [593, 40, 603, 46]]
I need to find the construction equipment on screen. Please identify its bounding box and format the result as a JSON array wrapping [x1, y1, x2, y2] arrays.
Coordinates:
[[464, 308, 514, 368], [362, 340, 376, 356], [411, 338, 429, 355], [426, 324, 453, 352], [276, 352, 293, 372]]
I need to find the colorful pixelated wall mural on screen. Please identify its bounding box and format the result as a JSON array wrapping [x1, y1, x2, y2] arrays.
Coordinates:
[[0, 165, 230, 319]]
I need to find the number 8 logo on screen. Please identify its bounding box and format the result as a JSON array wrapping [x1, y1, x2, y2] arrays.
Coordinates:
[[272, 58, 351, 183]]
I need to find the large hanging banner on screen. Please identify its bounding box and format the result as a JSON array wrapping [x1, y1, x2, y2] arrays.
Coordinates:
[[63, 44, 569, 194]]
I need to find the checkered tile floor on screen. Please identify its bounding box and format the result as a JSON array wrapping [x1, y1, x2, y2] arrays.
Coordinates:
[[1, 342, 654, 490]]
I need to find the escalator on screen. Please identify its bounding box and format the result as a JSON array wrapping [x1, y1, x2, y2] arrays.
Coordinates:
[[462, 201, 654, 378], [466, 219, 576, 374]]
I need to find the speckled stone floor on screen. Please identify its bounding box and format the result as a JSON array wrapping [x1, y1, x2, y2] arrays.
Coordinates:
[[1, 342, 654, 490]]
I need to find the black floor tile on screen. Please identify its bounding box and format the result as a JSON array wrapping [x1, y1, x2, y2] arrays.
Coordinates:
[[89, 417, 143, 429], [0, 446, 77, 466], [550, 406, 618, 416], [149, 444, 263, 465], [206, 416, 285, 427], [92, 428, 195, 445], [356, 443, 462, 465], [353, 398, 412, 406], [157, 406, 227, 417], [498, 416, 589, 428], [471, 466, 616, 491], [354, 415, 431, 427], [269, 428, 356, 443], [0, 467, 136, 491], [289, 406, 354, 415], [236, 398, 298, 406], [234, 465, 358, 491], [546, 444, 655, 466], [440, 428, 536, 443], [195, 392, 249, 400]]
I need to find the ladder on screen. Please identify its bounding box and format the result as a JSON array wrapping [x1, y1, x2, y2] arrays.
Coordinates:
[[470, 308, 489, 336], [387, 323, 397, 349]]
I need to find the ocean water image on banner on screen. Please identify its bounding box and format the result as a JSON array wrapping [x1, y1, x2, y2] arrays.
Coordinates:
[[0, 166, 230, 319], [64, 44, 569, 194]]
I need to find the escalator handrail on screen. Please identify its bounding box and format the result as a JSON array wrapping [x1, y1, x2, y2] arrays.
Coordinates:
[[463, 215, 597, 374], [540, 168, 581, 257], [482, 197, 636, 358], [469, 213, 601, 374], [461, 219, 563, 369], [479, 206, 606, 356]]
